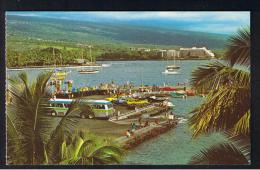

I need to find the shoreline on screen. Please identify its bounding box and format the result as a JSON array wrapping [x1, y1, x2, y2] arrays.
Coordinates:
[[7, 58, 214, 70]]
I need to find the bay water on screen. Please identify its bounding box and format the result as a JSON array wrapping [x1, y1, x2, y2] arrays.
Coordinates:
[[7, 60, 227, 165]]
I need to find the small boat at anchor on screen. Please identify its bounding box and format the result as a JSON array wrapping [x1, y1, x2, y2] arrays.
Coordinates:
[[51, 69, 71, 80], [171, 90, 187, 98], [162, 50, 181, 75], [162, 69, 180, 75], [78, 69, 99, 74], [148, 96, 169, 102]]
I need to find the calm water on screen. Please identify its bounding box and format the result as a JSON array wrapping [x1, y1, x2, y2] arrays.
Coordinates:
[[7, 60, 227, 165]]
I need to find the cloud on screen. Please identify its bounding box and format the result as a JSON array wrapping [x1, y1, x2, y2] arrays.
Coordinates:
[[6, 11, 250, 34], [85, 11, 249, 22]]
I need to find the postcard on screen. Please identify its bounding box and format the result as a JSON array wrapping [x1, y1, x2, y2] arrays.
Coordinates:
[[5, 11, 250, 165]]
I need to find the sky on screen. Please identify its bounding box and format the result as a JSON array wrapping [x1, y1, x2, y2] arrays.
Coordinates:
[[7, 11, 250, 34]]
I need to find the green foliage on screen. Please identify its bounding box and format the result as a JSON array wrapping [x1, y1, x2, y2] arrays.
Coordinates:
[[7, 15, 228, 49], [7, 72, 124, 165], [225, 27, 250, 67], [56, 131, 124, 165], [189, 27, 250, 137], [188, 27, 250, 164], [6, 14, 228, 67]]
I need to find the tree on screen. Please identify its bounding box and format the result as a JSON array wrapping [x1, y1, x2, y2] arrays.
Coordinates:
[[48, 130, 124, 165], [6, 71, 123, 165], [188, 27, 250, 165]]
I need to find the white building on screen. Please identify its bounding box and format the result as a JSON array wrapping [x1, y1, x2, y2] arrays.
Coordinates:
[[179, 47, 215, 58], [167, 50, 179, 59]]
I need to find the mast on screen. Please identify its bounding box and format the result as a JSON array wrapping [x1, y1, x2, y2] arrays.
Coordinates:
[[174, 51, 176, 66], [89, 46, 92, 63]]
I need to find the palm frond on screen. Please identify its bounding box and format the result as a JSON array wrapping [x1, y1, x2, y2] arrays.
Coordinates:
[[7, 71, 56, 164], [225, 27, 250, 67], [227, 134, 251, 162], [189, 85, 250, 137], [233, 110, 250, 136], [56, 131, 124, 165], [189, 142, 249, 165], [190, 61, 250, 93], [46, 100, 85, 164]]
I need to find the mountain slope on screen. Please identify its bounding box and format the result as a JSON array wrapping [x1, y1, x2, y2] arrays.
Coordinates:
[[6, 15, 228, 49]]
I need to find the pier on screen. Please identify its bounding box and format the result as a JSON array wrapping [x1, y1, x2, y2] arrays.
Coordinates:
[[115, 120, 178, 149]]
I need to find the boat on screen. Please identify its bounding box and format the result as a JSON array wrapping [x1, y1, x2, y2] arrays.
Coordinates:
[[171, 90, 187, 98], [162, 50, 181, 74], [50, 48, 70, 80], [148, 96, 169, 102], [51, 69, 70, 80], [126, 99, 149, 105], [78, 69, 99, 74], [78, 46, 99, 74], [186, 89, 195, 96], [166, 65, 180, 70], [102, 63, 112, 67], [106, 96, 118, 102], [162, 69, 180, 75], [163, 101, 175, 108], [160, 86, 177, 92], [168, 50, 181, 70]]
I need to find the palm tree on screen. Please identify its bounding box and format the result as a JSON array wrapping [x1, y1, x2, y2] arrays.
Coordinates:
[[7, 71, 55, 164], [52, 131, 124, 165], [188, 27, 250, 164], [7, 71, 124, 165]]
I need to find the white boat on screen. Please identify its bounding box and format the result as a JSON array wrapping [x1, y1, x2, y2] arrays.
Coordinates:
[[78, 69, 99, 74], [162, 69, 179, 75], [162, 50, 181, 75], [102, 63, 112, 67], [78, 46, 99, 74], [166, 65, 180, 70], [168, 50, 181, 69]]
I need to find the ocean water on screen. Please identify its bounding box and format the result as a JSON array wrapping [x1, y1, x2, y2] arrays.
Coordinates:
[[7, 60, 227, 165], [7, 60, 208, 87]]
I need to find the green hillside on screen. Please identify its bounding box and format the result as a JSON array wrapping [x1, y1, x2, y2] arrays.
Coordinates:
[[6, 15, 228, 49], [6, 15, 228, 67]]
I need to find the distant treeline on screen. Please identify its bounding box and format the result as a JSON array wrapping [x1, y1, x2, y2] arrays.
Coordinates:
[[97, 51, 162, 61], [6, 46, 225, 67]]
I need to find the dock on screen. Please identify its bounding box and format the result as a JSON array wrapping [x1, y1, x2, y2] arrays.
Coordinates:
[[115, 120, 178, 149], [109, 104, 170, 121]]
